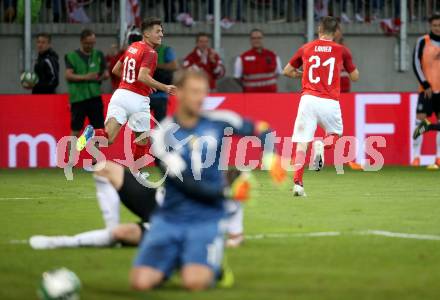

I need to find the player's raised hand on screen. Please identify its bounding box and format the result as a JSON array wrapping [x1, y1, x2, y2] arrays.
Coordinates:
[[165, 85, 177, 95], [262, 152, 287, 185]]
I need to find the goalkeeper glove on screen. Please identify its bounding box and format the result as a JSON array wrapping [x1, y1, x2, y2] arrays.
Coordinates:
[[224, 169, 251, 202], [262, 152, 287, 184]]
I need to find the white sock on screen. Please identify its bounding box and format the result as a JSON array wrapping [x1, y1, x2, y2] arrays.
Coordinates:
[[413, 120, 423, 158], [436, 132, 440, 158], [37, 229, 113, 249], [225, 200, 243, 236], [94, 175, 120, 229], [74, 228, 114, 247]]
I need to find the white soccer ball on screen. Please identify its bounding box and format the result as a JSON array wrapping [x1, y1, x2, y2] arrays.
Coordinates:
[[20, 71, 39, 89], [38, 268, 81, 300]]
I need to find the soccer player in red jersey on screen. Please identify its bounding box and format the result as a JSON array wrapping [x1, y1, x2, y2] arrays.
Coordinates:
[[76, 17, 176, 175], [283, 16, 359, 196]]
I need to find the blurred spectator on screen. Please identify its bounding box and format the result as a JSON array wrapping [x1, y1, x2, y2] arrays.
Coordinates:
[[45, 0, 62, 22], [334, 30, 350, 93], [150, 44, 178, 122], [183, 32, 225, 91], [106, 43, 123, 91], [164, 0, 193, 25], [373, 0, 400, 20], [411, 14, 440, 166], [234, 28, 282, 93], [292, 0, 306, 22], [32, 33, 59, 94], [207, 0, 242, 28], [3, 0, 17, 22], [340, 0, 364, 23], [67, 0, 90, 23], [315, 0, 330, 19], [65, 29, 109, 137], [17, 0, 41, 23]]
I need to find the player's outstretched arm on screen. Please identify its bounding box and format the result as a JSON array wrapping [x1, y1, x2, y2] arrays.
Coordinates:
[[158, 160, 251, 203], [349, 68, 360, 82], [282, 63, 302, 79], [204, 110, 287, 184], [150, 117, 251, 202], [138, 67, 176, 95], [152, 150, 231, 202], [112, 61, 123, 78]]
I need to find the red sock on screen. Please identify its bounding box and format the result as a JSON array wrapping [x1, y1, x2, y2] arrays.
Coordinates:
[[324, 134, 339, 150], [293, 150, 306, 186], [133, 143, 148, 162], [95, 129, 108, 139]]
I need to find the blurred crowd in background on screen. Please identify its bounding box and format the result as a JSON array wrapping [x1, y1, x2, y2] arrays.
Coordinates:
[[2, 0, 438, 26]]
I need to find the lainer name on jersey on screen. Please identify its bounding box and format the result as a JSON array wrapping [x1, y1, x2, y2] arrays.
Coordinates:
[[314, 46, 332, 53]]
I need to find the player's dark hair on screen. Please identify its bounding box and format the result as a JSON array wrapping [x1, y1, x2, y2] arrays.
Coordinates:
[[319, 16, 340, 35], [250, 28, 264, 37], [36, 32, 51, 42], [141, 17, 162, 33], [196, 32, 210, 41], [429, 14, 440, 23], [80, 29, 95, 40], [173, 69, 209, 88]]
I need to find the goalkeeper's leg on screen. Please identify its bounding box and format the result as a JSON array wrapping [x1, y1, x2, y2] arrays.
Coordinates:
[[225, 200, 244, 248], [29, 223, 145, 249], [93, 161, 125, 229], [29, 228, 114, 249]]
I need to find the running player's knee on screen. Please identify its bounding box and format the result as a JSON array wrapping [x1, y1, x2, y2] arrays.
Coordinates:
[[296, 142, 308, 153]]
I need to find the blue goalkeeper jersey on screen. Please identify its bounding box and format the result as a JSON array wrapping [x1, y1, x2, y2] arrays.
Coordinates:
[[151, 110, 256, 223]]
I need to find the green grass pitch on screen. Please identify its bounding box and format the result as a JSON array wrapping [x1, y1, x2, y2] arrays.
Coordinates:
[[1, 167, 440, 300]]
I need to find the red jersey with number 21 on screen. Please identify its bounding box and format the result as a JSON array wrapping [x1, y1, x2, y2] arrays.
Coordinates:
[[289, 39, 356, 101], [118, 41, 158, 96]]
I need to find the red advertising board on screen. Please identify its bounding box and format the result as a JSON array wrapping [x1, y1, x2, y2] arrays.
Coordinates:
[[0, 93, 437, 168]]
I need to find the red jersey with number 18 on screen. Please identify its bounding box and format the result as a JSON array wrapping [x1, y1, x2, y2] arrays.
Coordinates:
[[289, 39, 356, 101], [118, 41, 158, 96]]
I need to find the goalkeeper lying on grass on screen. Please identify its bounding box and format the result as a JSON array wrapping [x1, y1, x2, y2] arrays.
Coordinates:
[[31, 69, 286, 291]]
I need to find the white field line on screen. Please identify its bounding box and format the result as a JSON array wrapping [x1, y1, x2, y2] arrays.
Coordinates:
[[245, 232, 341, 240], [7, 230, 440, 246], [0, 195, 96, 201], [245, 230, 440, 241], [361, 230, 440, 241], [9, 240, 28, 244]]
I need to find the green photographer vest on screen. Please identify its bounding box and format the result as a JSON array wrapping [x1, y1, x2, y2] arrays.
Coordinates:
[[66, 50, 102, 103]]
